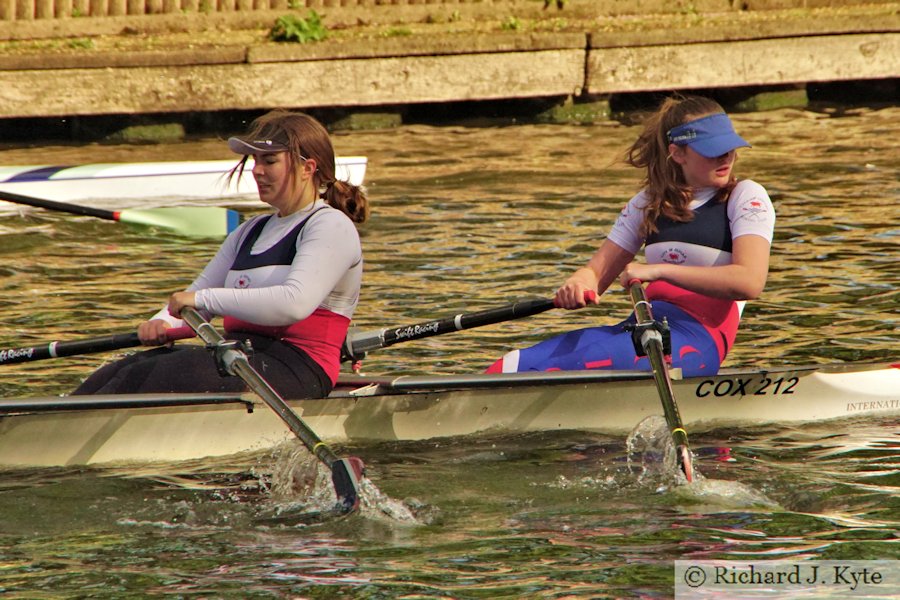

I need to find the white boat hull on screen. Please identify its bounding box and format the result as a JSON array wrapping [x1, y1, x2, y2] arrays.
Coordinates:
[[0, 157, 368, 205], [0, 361, 896, 468]]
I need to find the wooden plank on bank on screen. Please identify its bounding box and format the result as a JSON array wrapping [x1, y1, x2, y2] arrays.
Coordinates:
[[248, 32, 587, 62], [0, 49, 587, 117], [0, 47, 247, 70], [586, 32, 900, 94]]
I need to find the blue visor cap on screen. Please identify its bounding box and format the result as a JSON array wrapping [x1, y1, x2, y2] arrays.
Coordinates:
[[667, 113, 751, 158]]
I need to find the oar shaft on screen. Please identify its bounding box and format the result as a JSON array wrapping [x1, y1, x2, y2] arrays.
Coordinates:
[[0, 332, 136, 365], [387, 297, 556, 346], [0, 327, 194, 366], [180, 307, 362, 512], [232, 359, 339, 467], [628, 286, 685, 436], [0, 190, 115, 220], [628, 281, 692, 478], [179, 308, 338, 467], [640, 329, 689, 448], [347, 297, 557, 357], [0, 190, 241, 238]]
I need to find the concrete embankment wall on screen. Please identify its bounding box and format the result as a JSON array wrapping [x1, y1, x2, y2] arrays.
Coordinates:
[[0, 0, 897, 125]]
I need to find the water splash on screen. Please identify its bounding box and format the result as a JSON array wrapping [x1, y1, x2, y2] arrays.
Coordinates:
[[254, 443, 418, 525], [625, 416, 780, 510], [672, 477, 782, 512], [626, 415, 687, 487], [358, 477, 418, 524]]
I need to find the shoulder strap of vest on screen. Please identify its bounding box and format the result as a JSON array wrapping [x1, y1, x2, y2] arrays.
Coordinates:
[[233, 206, 332, 269], [237, 215, 272, 256], [294, 206, 330, 237], [237, 206, 330, 254]]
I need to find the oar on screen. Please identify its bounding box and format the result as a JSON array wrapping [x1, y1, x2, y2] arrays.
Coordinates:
[[342, 293, 597, 361], [0, 190, 240, 238], [626, 280, 694, 482], [0, 326, 195, 366], [179, 307, 363, 514]]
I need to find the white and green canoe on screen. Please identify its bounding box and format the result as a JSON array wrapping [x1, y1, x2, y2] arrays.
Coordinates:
[[0, 157, 368, 205]]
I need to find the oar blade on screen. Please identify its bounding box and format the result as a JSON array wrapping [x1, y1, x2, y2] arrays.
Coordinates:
[[117, 207, 241, 238], [180, 307, 367, 514], [331, 456, 365, 514], [678, 445, 694, 482], [628, 280, 695, 483]]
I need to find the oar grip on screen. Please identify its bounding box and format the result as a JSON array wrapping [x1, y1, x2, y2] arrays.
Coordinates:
[[164, 326, 196, 342], [550, 289, 598, 308]]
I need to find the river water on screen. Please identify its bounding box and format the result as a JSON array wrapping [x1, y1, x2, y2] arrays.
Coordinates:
[[0, 106, 897, 598]]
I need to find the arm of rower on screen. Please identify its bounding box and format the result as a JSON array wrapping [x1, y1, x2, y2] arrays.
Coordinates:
[[556, 240, 635, 308], [623, 234, 771, 300]]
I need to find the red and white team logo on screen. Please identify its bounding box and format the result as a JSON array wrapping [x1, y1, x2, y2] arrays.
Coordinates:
[[737, 196, 769, 222], [661, 247, 687, 264], [235, 274, 251, 288]]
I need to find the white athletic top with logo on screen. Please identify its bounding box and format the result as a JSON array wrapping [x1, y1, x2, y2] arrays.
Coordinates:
[[606, 179, 775, 359], [607, 179, 775, 261], [151, 199, 362, 382]]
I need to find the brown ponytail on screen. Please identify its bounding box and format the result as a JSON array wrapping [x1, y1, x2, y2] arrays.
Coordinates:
[[320, 179, 369, 224]]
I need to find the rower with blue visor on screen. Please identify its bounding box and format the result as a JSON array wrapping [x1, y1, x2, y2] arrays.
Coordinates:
[[487, 95, 775, 377]]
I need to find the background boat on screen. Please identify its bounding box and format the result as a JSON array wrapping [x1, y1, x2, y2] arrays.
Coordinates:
[[0, 156, 368, 206]]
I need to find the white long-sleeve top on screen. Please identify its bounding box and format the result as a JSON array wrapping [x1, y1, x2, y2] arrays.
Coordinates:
[[154, 200, 362, 327]]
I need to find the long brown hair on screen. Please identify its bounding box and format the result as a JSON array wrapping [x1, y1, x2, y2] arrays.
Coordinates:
[[625, 95, 736, 236], [229, 110, 369, 223]]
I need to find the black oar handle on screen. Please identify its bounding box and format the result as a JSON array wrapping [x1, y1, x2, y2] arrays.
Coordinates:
[[346, 297, 556, 358], [344, 292, 599, 361], [0, 190, 116, 221], [0, 326, 195, 366]]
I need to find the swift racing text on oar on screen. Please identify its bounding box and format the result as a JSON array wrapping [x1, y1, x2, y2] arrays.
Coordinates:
[[0, 327, 195, 366]]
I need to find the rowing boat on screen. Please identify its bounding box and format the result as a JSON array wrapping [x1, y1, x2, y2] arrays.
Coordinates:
[[0, 360, 896, 468], [0, 157, 368, 205]]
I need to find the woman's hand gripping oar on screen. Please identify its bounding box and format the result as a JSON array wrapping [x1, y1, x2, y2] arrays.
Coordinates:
[[626, 280, 694, 482], [179, 307, 364, 514]]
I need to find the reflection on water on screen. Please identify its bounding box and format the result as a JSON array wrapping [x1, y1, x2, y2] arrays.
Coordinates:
[[0, 421, 897, 597], [0, 107, 897, 597]]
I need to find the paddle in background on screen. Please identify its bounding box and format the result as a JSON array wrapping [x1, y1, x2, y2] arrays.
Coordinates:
[[626, 280, 694, 482], [0, 190, 240, 238], [179, 307, 364, 515]]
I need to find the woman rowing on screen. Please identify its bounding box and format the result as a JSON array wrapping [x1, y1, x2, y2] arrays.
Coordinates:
[[74, 110, 369, 398], [487, 95, 775, 376]]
